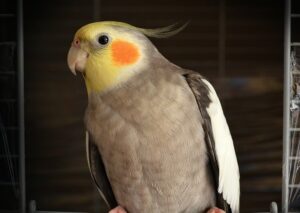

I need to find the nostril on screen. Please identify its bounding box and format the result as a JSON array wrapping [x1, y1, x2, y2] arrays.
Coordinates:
[[73, 38, 80, 47]]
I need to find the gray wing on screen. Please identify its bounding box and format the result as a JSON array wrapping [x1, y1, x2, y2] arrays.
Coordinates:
[[85, 131, 117, 209], [183, 71, 232, 213]]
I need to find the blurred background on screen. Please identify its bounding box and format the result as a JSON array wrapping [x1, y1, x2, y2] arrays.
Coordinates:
[[0, 0, 296, 212]]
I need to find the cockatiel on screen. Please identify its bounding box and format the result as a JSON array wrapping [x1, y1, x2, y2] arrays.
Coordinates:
[[67, 21, 240, 213]]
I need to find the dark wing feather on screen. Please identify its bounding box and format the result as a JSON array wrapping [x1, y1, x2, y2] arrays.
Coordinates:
[[86, 131, 117, 209], [183, 71, 231, 213]]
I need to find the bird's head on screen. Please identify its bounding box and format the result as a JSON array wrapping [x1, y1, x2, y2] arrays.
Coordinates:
[[67, 21, 187, 94]]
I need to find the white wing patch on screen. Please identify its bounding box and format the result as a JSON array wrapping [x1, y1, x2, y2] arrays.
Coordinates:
[[202, 80, 240, 213]]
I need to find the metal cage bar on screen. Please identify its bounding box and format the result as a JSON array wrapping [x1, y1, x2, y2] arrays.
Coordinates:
[[283, 0, 291, 212], [17, 0, 26, 212]]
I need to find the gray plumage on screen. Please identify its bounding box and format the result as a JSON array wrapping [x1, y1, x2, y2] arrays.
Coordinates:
[[67, 22, 239, 213], [85, 51, 217, 213]]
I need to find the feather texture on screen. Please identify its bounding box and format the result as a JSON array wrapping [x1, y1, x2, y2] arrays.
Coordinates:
[[71, 21, 240, 213], [86, 131, 117, 209], [103, 21, 189, 38], [202, 79, 240, 213], [137, 22, 189, 38]]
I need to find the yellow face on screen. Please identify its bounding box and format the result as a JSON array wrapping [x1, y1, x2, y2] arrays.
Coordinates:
[[67, 22, 146, 94]]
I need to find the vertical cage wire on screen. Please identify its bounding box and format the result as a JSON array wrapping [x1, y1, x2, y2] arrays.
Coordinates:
[[17, 0, 26, 212], [283, 0, 291, 212]]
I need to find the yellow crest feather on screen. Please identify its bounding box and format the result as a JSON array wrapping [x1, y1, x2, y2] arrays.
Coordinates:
[[102, 21, 189, 38]]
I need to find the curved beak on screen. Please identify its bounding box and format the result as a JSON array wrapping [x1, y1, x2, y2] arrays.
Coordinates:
[[67, 45, 89, 75]]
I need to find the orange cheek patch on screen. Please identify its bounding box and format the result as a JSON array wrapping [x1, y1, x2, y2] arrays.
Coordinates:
[[111, 40, 140, 66]]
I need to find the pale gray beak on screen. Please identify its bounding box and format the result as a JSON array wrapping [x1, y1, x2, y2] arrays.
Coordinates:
[[67, 45, 89, 75]]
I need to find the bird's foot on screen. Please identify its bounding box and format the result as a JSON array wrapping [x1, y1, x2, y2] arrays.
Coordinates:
[[108, 206, 224, 213], [109, 206, 127, 213], [207, 207, 225, 213]]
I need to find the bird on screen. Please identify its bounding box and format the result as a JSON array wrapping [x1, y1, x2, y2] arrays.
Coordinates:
[[67, 21, 240, 213]]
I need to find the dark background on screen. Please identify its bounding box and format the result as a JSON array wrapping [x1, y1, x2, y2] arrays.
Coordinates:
[[22, 0, 283, 212]]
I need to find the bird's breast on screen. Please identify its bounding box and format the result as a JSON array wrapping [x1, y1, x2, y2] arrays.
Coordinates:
[[85, 69, 216, 212]]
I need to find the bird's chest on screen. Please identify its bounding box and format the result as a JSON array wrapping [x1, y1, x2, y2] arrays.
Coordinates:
[[84, 76, 214, 212], [85, 75, 198, 158]]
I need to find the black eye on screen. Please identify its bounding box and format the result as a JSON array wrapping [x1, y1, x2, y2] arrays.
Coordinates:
[[98, 35, 109, 45]]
